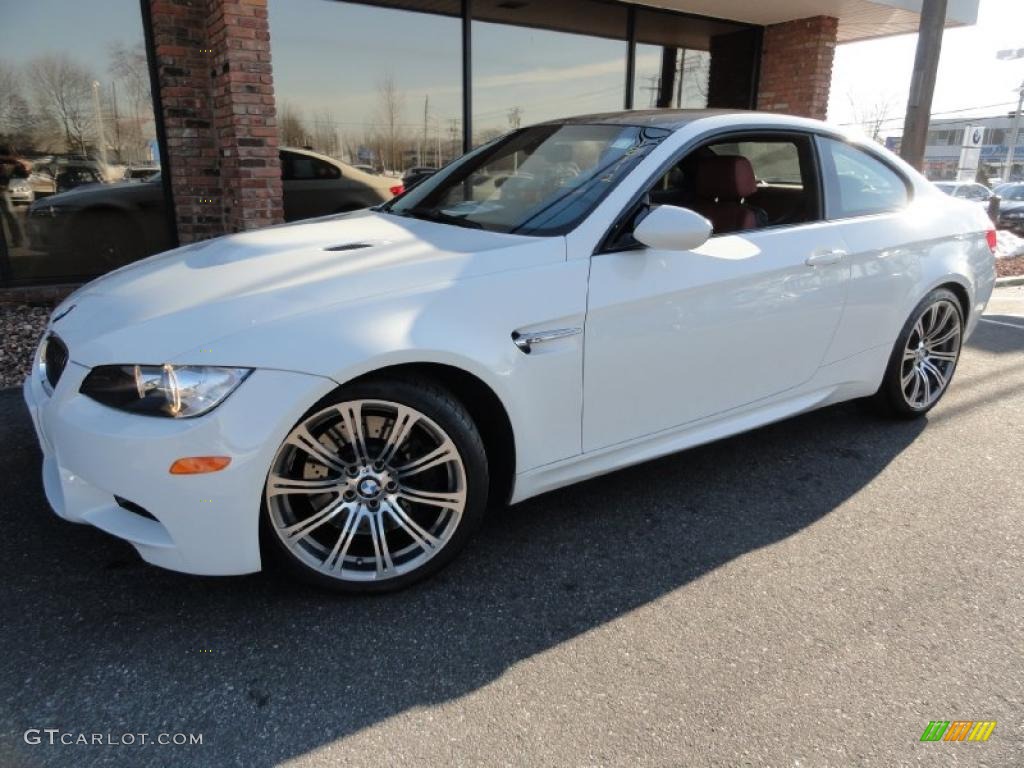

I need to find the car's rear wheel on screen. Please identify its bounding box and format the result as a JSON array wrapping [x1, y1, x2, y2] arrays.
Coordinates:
[[874, 288, 964, 418], [262, 378, 488, 592]]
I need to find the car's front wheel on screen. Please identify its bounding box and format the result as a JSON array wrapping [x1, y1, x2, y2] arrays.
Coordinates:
[[262, 378, 488, 592], [874, 287, 964, 418]]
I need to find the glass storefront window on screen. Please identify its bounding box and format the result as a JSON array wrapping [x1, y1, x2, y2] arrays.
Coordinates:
[[269, 0, 462, 202], [0, 0, 169, 285], [471, 0, 629, 146], [633, 45, 710, 110], [632, 8, 754, 112]]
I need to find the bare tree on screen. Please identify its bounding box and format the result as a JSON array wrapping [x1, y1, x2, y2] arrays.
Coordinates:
[[109, 42, 153, 162], [311, 108, 340, 157], [26, 54, 95, 154], [279, 102, 310, 148], [847, 90, 898, 143], [0, 62, 38, 151], [374, 73, 405, 172]]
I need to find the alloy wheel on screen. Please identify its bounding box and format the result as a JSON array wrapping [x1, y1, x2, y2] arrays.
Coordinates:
[[266, 399, 467, 582], [899, 298, 962, 410]]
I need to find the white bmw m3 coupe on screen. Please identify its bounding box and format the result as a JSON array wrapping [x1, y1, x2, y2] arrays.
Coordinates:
[[24, 110, 997, 592]]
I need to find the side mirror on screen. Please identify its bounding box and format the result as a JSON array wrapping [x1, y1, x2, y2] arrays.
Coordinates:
[[633, 205, 712, 251]]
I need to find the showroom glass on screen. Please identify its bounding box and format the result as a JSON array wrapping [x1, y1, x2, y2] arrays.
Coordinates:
[[471, 22, 627, 145], [633, 46, 710, 110], [268, 0, 462, 182], [819, 137, 910, 218], [0, 0, 169, 285], [633, 8, 755, 111], [386, 123, 669, 235]]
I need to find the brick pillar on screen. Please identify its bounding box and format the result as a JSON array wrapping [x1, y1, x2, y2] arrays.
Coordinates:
[[149, 0, 282, 245], [207, 0, 282, 232], [757, 16, 838, 120]]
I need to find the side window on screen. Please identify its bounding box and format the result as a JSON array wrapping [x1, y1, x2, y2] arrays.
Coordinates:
[[282, 153, 341, 181], [628, 133, 820, 239], [819, 137, 909, 218]]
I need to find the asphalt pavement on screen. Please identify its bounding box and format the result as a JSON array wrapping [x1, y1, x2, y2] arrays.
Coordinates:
[[1, 288, 1022, 768]]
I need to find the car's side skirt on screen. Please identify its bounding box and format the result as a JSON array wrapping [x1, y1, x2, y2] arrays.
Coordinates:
[[510, 344, 889, 504]]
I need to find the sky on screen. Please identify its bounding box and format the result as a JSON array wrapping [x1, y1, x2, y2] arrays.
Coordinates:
[[828, 0, 1024, 135]]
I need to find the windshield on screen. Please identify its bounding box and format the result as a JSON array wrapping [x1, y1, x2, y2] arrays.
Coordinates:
[[383, 123, 670, 235], [1000, 184, 1024, 201]]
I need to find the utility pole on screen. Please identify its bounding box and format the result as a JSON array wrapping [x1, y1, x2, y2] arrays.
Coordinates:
[[900, 0, 948, 170], [422, 95, 429, 167], [996, 49, 1024, 181], [91, 80, 108, 169], [1005, 84, 1024, 181]]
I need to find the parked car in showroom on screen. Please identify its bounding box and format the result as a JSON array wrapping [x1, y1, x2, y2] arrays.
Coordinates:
[[27, 147, 405, 271], [25, 110, 996, 592]]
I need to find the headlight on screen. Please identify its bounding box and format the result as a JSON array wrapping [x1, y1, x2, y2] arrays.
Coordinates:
[[80, 364, 252, 418]]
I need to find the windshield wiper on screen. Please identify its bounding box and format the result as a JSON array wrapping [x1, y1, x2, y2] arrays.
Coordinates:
[[398, 207, 483, 229]]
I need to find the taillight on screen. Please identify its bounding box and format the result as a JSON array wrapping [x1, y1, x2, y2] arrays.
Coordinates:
[[986, 228, 998, 253], [389, 184, 404, 197]]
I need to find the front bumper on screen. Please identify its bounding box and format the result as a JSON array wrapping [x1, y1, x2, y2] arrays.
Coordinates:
[[23, 354, 336, 575]]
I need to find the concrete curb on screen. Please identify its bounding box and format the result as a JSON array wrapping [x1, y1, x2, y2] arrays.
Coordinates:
[[995, 275, 1024, 288]]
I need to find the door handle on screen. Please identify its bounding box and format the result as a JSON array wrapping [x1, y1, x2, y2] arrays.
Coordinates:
[[805, 249, 847, 267]]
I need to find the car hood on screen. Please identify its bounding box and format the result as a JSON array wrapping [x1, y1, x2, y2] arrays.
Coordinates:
[[998, 199, 1024, 212], [50, 210, 561, 367]]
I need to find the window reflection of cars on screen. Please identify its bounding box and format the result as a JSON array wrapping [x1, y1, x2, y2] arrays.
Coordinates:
[[279, 147, 404, 221], [8, 175, 35, 204], [55, 165, 104, 193], [402, 166, 437, 190], [26, 148, 406, 273], [122, 166, 159, 182]]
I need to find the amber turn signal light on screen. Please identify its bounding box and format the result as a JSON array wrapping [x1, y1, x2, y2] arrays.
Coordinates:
[[169, 456, 232, 475]]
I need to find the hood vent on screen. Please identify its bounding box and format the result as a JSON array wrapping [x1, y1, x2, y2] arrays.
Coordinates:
[[325, 242, 374, 252]]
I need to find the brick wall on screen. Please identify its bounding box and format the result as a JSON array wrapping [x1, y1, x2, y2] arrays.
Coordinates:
[[149, 0, 282, 244], [757, 16, 838, 120]]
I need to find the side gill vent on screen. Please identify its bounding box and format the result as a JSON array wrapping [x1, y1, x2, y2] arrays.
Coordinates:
[[324, 242, 374, 252]]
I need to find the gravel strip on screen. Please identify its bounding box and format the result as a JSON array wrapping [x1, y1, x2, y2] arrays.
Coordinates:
[[996, 254, 1024, 278], [0, 305, 49, 389]]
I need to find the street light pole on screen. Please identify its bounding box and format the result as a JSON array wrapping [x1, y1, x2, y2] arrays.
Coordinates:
[[900, 0, 948, 170]]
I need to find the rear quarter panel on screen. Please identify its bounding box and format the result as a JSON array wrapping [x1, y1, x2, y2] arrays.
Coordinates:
[[825, 188, 995, 364]]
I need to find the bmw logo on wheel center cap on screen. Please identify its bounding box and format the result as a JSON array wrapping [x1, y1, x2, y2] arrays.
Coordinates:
[[357, 477, 382, 498]]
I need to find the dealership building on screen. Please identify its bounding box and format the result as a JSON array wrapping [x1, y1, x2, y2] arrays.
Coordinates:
[[0, 0, 979, 296]]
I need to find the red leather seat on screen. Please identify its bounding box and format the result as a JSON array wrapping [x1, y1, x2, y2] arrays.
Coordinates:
[[689, 155, 759, 234]]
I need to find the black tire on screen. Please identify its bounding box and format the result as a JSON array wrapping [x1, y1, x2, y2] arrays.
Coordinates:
[[261, 376, 489, 593], [871, 287, 964, 419]]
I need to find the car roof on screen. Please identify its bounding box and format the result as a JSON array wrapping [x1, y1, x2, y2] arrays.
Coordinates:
[[536, 109, 858, 140], [280, 145, 346, 167]]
